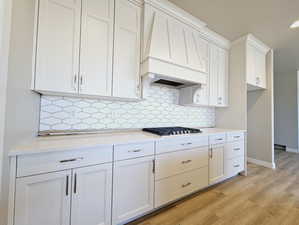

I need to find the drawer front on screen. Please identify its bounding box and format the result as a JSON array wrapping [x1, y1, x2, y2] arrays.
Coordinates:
[[17, 146, 113, 177], [225, 141, 245, 159], [156, 135, 209, 154], [155, 167, 208, 208], [227, 132, 244, 142], [114, 142, 155, 161], [209, 133, 226, 145], [155, 147, 208, 180], [225, 156, 245, 178]]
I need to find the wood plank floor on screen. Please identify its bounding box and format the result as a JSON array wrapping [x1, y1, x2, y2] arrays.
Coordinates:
[[128, 150, 299, 225]]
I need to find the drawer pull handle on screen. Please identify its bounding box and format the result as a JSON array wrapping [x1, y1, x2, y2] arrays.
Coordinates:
[[182, 182, 191, 188], [234, 165, 240, 168], [181, 142, 192, 146], [129, 149, 142, 153], [216, 138, 223, 141], [233, 136, 241, 138], [59, 157, 84, 163], [234, 148, 241, 151], [182, 160, 192, 164]]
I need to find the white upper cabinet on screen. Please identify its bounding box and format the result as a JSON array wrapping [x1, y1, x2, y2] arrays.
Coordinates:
[[71, 164, 112, 225], [113, 0, 141, 99], [34, 0, 141, 100], [35, 0, 81, 94], [79, 0, 114, 96], [244, 34, 269, 91], [209, 44, 229, 107], [14, 170, 71, 225]]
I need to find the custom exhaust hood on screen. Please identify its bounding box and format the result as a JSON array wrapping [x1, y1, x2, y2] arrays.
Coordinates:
[[140, 0, 209, 88]]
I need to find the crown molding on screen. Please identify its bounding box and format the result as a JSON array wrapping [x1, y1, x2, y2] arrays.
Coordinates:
[[232, 34, 271, 53], [199, 27, 231, 50]]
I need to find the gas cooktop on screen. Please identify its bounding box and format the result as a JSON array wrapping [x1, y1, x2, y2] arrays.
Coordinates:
[[142, 127, 202, 136]]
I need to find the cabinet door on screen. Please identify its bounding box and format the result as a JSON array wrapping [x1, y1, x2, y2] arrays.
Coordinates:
[[209, 44, 219, 106], [209, 45, 228, 107], [246, 43, 257, 86], [112, 156, 155, 224], [217, 48, 229, 106], [71, 164, 112, 225], [255, 49, 267, 88], [113, 0, 141, 99], [14, 170, 71, 225], [35, 0, 81, 94], [79, 0, 114, 96], [209, 145, 225, 184]]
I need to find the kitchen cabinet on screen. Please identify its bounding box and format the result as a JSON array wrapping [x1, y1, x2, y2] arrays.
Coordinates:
[[209, 144, 225, 184], [14, 163, 113, 225], [112, 156, 155, 224], [79, 0, 114, 96], [34, 0, 81, 94], [71, 164, 112, 225], [209, 44, 229, 107], [247, 42, 267, 89], [113, 0, 141, 99], [14, 170, 72, 225], [34, 0, 142, 100]]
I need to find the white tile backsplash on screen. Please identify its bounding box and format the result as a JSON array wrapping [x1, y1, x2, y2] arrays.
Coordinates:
[[39, 84, 215, 131]]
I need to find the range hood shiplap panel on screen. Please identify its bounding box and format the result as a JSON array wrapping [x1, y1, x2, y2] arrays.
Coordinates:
[[142, 3, 209, 86]]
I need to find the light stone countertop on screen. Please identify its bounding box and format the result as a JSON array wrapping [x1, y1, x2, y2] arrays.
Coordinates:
[[9, 128, 246, 156]]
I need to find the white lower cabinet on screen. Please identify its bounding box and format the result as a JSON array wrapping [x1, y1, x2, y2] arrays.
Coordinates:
[[209, 144, 225, 184], [14, 164, 112, 225], [112, 156, 155, 225], [71, 164, 112, 225], [155, 167, 208, 208], [15, 170, 72, 225]]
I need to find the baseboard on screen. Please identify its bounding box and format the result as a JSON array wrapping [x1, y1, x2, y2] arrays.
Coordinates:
[[286, 147, 298, 153], [247, 157, 276, 169]]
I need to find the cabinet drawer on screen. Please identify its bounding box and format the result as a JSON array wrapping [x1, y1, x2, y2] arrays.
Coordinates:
[[155, 167, 208, 207], [225, 141, 245, 159], [227, 132, 244, 142], [17, 146, 113, 177], [155, 147, 208, 180], [114, 142, 155, 161], [156, 135, 208, 154], [209, 133, 226, 145], [225, 156, 245, 178]]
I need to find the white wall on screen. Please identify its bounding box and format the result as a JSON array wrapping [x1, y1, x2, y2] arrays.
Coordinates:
[[0, 0, 12, 198], [274, 68, 298, 150], [247, 50, 275, 166], [0, 0, 40, 224]]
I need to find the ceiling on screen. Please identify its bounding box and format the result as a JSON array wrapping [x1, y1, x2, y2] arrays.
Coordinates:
[[169, 0, 299, 74]]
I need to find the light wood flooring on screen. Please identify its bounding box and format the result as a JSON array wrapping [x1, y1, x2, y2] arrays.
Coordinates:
[[128, 150, 299, 225]]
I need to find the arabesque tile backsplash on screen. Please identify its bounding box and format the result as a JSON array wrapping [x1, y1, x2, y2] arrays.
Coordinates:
[[39, 82, 215, 131]]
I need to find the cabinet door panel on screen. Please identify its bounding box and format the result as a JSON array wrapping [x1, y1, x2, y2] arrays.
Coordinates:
[[218, 48, 228, 106], [113, 0, 141, 99], [80, 0, 114, 96], [71, 164, 112, 225], [246, 43, 257, 86], [113, 156, 154, 224], [256, 49, 267, 88], [35, 0, 81, 93], [209, 44, 219, 106], [14, 170, 71, 225], [209, 145, 225, 184]]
